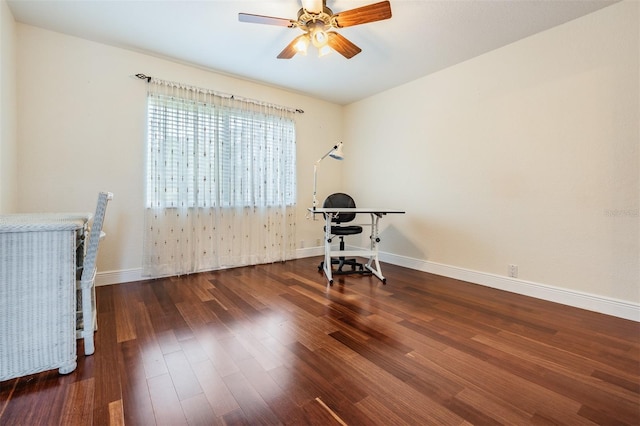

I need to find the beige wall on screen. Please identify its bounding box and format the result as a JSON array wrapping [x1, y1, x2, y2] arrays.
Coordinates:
[[344, 1, 639, 305], [6, 1, 638, 318], [15, 24, 343, 276], [0, 0, 18, 213]]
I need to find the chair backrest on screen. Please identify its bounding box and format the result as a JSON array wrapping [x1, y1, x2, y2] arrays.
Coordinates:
[[323, 193, 357, 223], [80, 192, 113, 282]]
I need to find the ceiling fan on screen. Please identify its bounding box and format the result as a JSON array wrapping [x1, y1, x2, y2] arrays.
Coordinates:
[[238, 0, 392, 59]]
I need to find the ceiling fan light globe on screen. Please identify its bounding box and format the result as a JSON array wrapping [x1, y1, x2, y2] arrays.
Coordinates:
[[294, 36, 310, 54], [311, 28, 328, 47], [318, 44, 332, 57]]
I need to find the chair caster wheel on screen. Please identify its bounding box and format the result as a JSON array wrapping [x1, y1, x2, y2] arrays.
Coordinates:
[[329, 280, 334, 286]]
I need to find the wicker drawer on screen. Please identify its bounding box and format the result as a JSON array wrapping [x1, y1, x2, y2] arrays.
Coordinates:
[[0, 214, 89, 380]]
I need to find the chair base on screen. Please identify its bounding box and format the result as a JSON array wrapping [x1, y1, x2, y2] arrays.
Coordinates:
[[319, 236, 372, 281], [318, 257, 372, 277]]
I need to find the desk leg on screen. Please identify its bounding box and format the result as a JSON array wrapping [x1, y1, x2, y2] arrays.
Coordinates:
[[323, 213, 334, 285], [365, 213, 386, 283]]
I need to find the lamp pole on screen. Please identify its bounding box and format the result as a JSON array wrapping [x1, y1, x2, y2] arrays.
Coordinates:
[[312, 142, 343, 211]]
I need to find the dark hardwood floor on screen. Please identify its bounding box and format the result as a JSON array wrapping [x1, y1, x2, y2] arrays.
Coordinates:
[[1, 257, 638, 425]]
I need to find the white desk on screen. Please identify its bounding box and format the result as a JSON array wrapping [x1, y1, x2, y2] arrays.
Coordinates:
[[0, 213, 90, 380], [308, 207, 405, 285]]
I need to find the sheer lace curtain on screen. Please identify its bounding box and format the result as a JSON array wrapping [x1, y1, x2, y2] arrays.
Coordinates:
[[143, 79, 297, 278]]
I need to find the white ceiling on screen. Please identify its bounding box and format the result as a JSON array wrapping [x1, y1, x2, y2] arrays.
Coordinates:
[[7, 0, 619, 105]]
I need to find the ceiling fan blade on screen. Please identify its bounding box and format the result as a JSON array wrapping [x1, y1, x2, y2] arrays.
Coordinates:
[[277, 35, 306, 59], [327, 32, 362, 59], [333, 1, 392, 28], [238, 13, 295, 27]]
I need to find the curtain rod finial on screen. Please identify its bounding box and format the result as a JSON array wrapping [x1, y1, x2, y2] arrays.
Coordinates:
[[135, 73, 151, 82]]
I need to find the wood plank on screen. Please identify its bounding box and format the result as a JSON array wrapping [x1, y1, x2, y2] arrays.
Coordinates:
[[191, 359, 240, 418], [222, 371, 280, 424], [147, 373, 187, 426], [1, 257, 638, 425], [355, 395, 412, 426], [108, 399, 125, 426], [118, 339, 155, 426], [92, 292, 123, 425], [113, 283, 137, 343], [180, 393, 220, 426], [235, 356, 307, 424], [59, 378, 95, 425], [0, 371, 67, 425], [163, 350, 203, 401]]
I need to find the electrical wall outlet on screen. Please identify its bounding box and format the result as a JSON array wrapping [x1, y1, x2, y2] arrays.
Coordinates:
[[300, 240, 305, 248], [508, 264, 518, 278]]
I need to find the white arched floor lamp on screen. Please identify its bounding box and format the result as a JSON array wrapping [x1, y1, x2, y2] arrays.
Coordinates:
[[312, 142, 344, 210]]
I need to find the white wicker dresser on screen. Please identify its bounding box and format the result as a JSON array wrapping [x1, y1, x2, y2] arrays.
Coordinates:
[[0, 213, 90, 381]]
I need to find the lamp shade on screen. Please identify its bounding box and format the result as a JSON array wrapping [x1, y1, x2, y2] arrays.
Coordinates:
[[329, 142, 344, 160]]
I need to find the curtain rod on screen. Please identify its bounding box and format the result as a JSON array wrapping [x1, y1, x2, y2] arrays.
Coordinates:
[[135, 73, 304, 114]]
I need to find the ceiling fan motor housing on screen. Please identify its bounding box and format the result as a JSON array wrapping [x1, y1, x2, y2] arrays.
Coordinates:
[[239, 1, 392, 59], [296, 6, 334, 32]]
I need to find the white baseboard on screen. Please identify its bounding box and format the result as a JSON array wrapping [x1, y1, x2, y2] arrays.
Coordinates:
[[378, 251, 639, 323], [295, 246, 324, 258], [96, 268, 143, 286], [96, 248, 639, 322], [94, 249, 325, 286]]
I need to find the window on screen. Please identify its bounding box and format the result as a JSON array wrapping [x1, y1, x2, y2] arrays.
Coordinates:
[[146, 94, 296, 209], [143, 81, 297, 278]]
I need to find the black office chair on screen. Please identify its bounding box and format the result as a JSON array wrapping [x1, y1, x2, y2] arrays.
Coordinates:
[[319, 193, 369, 275]]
